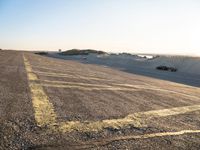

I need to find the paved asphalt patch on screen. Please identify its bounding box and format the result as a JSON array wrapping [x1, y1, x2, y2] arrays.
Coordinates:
[[1, 50, 200, 149]]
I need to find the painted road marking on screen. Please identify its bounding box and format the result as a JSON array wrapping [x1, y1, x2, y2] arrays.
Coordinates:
[[80, 129, 200, 148], [32, 70, 113, 81], [31, 65, 200, 98], [36, 81, 200, 100], [23, 55, 57, 127], [24, 54, 200, 141], [40, 79, 113, 88], [29, 83, 57, 126], [34, 83, 140, 91], [115, 83, 200, 100], [59, 104, 200, 132], [108, 129, 200, 140], [32, 65, 100, 75], [40, 79, 147, 88], [23, 57, 38, 81]]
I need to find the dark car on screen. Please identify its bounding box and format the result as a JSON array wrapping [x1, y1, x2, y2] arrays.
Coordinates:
[[156, 66, 177, 72]]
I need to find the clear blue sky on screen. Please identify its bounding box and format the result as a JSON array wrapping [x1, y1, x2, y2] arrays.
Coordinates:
[[0, 0, 200, 55]]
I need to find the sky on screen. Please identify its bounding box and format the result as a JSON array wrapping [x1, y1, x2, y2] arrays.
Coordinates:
[[0, 0, 200, 56]]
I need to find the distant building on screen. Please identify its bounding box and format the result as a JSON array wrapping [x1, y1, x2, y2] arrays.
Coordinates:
[[58, 49, 62, 52]]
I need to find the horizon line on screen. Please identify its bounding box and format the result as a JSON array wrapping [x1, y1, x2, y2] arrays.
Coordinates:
[[1, 48, 200, 57]]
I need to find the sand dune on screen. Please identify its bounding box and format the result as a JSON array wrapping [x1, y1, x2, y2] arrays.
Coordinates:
[[48, 53, 200, 87]]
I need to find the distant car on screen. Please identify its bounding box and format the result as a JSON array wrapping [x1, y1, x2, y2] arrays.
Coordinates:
[[156, 66, 177, 72], [34, 52, 48, 55]]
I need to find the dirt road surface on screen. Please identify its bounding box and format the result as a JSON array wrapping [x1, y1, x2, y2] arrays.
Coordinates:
[[1, 50, 200, 149]]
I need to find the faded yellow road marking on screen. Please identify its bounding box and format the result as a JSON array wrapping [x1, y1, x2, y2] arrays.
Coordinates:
[[23, 57, 38, 80], [112, 129, 200, 139], [35, 83, 139, 91], [29, 83, 57, 126], [33, 66, 62, 71], [33, 66, 91, 74], [136, 104, 200, 117], [41, 79, 113, 88], [81, 129, 200, 148], [150, 88, 199, 100], [40, 79, 147, 88], [23, 55, 57, 127], [59, 104, 200, 132], [23, 55, 200, 136], [59, 114, 144, 132], [33, 65, 112, 77], [37, 81, 200, 100], [33, 70, 112, 81], [33, 69, 199, 98], [114, 83, 200, 100]]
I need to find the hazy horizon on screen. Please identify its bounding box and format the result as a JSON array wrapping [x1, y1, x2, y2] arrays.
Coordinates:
[[0, 0, 200, 56]]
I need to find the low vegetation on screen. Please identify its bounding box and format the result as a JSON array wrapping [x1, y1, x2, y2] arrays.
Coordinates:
[[60, 49, 107, 55], [156, 66, 177, 72]]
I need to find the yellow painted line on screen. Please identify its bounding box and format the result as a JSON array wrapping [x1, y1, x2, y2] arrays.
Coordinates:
[[23, 55, 57, 127], [31, 67, 200, 99], [149, 88, 200, 100], [29, 64, 200, 91], [23, 57, 38, 81], [33, 65, 82, 72], [136, 104, 200, 117], [33, 66, 72, 72], [27, 72, 38, 81], [37, 81, 200, 100], [59, 104, 200, 133], [32, 65, 109, 76], [41, 79, 113, 88], [115, 129, 200, 139], [32, 66, 110, 82], [82, 129, 200, 148], [58, 114, 144, 132], [33, 83, 139, 91], [41, 79, 148, 88], [29, 83, 57, 126], [114, 83, 200, 99], [33, 70, 112, 81], [23, 55, 200, 136]]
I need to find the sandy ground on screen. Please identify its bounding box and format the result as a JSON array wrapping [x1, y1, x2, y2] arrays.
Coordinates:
[[1, 50, 200, 149], [48, 53, 200, 87]]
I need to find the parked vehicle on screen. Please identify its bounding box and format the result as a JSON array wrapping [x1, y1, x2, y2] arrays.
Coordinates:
[[156, 66, 177, 72]]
